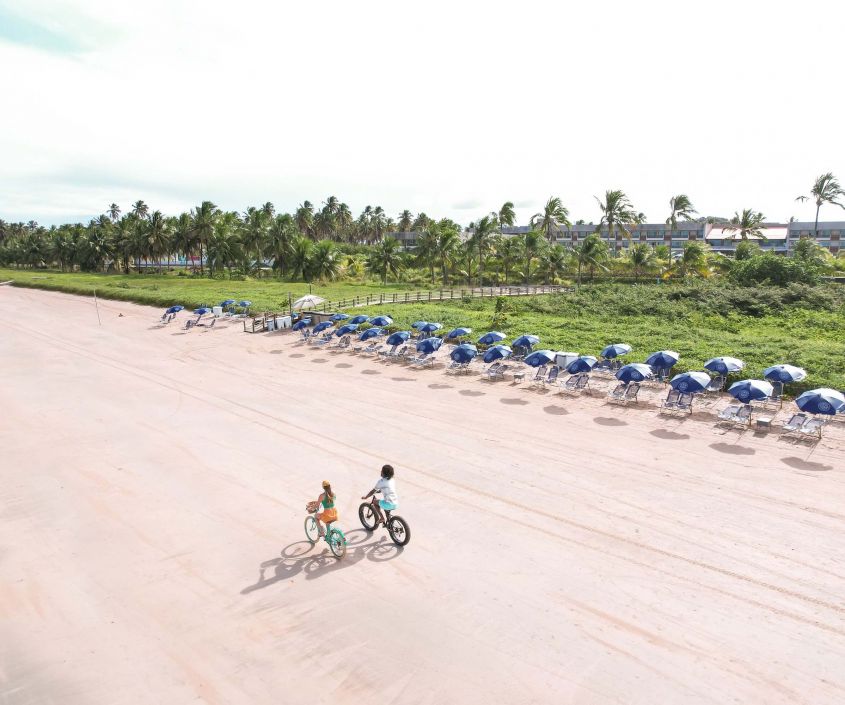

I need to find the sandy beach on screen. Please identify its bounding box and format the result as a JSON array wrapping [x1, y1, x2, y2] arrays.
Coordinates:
[[2, 286, 844, 705]]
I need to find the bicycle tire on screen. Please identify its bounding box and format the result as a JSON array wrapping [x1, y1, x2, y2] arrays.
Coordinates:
[[327, 529, 347, 558], [358, 502, 377, 531], [387, 516, 411, 546], [304, 516, 320, 543]]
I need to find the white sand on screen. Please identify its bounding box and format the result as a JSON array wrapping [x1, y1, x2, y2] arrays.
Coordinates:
[[1, 286, 844, 705]]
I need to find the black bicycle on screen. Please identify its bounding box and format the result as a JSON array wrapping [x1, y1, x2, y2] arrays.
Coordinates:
[[358, 495, 411, 546]]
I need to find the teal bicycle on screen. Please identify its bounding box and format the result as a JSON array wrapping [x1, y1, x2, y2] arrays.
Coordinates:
[[304, 503, 347, 558]]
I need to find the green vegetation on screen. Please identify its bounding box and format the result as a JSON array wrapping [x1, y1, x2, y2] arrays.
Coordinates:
[[354, 282, 845, 393]]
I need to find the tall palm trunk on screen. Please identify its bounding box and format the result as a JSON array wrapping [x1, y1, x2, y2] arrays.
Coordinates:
[[814, 203, 821, 238], [199, 241, 205, 276]]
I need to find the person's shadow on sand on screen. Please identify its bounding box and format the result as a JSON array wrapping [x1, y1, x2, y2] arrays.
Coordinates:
[[240, 531, 404, 594]]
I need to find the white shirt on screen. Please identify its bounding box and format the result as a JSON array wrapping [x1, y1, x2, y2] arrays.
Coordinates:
[[374, 477, 398, 506]]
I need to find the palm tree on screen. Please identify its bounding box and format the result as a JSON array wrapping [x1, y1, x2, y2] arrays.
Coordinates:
[[241, 207, 268, 275], [672, 241, 711, 278], [436, 222, 461, 283], [497, 201, 516, 234], [627, 242, 657, 282], [144, 211, 171, 272], [205, 220, 242, 277], [412, 212, 432, 231], [191, 201, 219, 276], [666, 195, 698, 234], [171, 212, 195, 270], [337, 203, 353, 240], [398, 210, 414, 232], [596, 190, 638, 252], [310, 240, 341, 280], [289, 235, 314, 281], [371, 207, 387, 242], [131, 200, 149, 219], [796, 172, 845, 237], [415, 228, 439, 283], [522, 230, 543, 283], [531, 197, 571, 243], [295, 201, 314, 237], [267, 214, 295, 276], [471, 215, 497, 286], [366, 236, 404, 284], [572, 233, 609, 283], [108, 203, 121, 223], [498, 237, 521, 285], [261, 201, 275, 218], [538, 244, 568, 284], [726, 209, 766, 240]]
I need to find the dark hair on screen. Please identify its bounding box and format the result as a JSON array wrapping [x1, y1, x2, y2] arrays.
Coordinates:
[[381, 464, 394, 479]]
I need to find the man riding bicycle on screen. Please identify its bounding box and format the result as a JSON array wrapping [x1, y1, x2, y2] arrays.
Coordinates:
[[361, 464, 398, 528]]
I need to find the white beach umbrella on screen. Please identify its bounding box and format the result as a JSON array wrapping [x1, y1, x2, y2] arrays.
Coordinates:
[[292, 294, 326, 310]]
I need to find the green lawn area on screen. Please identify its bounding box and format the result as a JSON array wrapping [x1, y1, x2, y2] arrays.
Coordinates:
[[0, 268, 420, 312], [354, 284, 845, 393]]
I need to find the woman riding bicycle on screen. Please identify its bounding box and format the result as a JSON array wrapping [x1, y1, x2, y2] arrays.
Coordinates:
[[361, 464, 399, 527], [314, 480, 338, 538]]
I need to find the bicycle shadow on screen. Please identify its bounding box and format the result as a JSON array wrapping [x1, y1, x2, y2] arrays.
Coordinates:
[[240, 530, 404, 594]]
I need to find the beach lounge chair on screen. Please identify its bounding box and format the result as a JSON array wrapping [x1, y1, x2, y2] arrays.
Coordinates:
[[529, 366, 547, 388], [781, 412, 807, 434], [559, 373, 589, 395], [386, 345, 408, 361], [661, 389, 681, 410], [607, 382, 628, 401], [511, 345, 527, 362], [332, 335, 350, 350], [542, 366, 560, 388], [379, 343, 399, 358], [594, 359, 613, 374], [301, 329, 313, 342], [623, 382, 641, 403], [717, 404, 747, 424], [675, 392, 693, 414], [485, 362, 502, 378], [733, 404, 753, 426], [799, 417, 824, 439], [361, 343, 384, 356], [487, 364, 511, 381], [446, 359, 470, 374], [409, 351, 430, 366], [705, 376, 725, 394], [559, 374, 581, 393]]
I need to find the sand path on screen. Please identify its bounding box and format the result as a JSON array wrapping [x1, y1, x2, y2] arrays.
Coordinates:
[[1, 287, 844, 704]]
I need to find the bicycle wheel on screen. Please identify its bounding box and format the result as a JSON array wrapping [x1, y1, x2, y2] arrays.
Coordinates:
[[304, 516, 320, 543], [387, 516, 411, 546], [327, 529, 347, 558], [358, 502, 377, 530]]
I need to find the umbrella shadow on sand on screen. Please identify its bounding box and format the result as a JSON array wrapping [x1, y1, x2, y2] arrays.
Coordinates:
[[241, 531, 403, 594]]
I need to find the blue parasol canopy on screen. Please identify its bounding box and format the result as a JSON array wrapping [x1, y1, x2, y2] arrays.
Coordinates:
[[483, 345, 512, 363], [601, 343, 632, 359], [728, 379, 773, 403], [239, 300, 251, 307], [370, 315, 393, 327], [194, 307, 211, 315], [450, 343, 478, 363], [512, 334, 540, 349], [523, 350, 556, 367], [416, 337, 443, 354], [567, 355, 599, 374], [386, 331, 411, 346], [350, 315, 370, 325], [477, 331, 507, 345], [646, 350, 680, 369], [420, 322, 443, 333], [359, 327, 384, 341], [704, 357, 745, 375], [446, 327, 472, 339], [330, 313, 350, 322], [220, 299, 236, 307], [335, 323, 359, 336], [165, 305, 184, 314], [292, 320, 310, 331], [616, 363, 654, 383], [670, 371, 712, 394], [763, 364, 808, 384], [313, 321, 333, 333], [795, 388, 845, 415], [411, 321, 429, 329]]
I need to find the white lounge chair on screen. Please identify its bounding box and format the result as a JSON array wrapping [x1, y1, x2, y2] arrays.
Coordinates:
[[799, 417, 824, 439], [782, 413, 807, 434]]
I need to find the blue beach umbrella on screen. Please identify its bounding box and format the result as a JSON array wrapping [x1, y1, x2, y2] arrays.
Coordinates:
[[420, 322, 443, 333], [239, 300, 252, 308], [292, 319, 310, 331], [386, 331, 411, 346], [646, 350, 680, 369], [567, 355, 599, 374], [483, 345, 512, 363], [370, 315, 393, 327], [330, 313, 350, 322], [670, 371, 712, 394], [359, 327, 384, 341], [350, 314, 370, 325], [220, 299, 236, 307], [600, 343, 632, 359], [512, 334, 540, 350], [450, 343, 478, 363], [763, 364, 808, 384], [165, 305, 184, 314], [478, 331, 507, 345], [194, 307, 212, 316], [446, 327, 472, 340], [313, 321, 334, 333], [795, 388, 845, 416], [411, 321, 429, 330], [704, 357, 745, 375], [416, 337, 443, 354], [728, 379, 774, 403], [335, 323, 359, 336], [616, 363, 654, 383], [524, 350, 557, 367]]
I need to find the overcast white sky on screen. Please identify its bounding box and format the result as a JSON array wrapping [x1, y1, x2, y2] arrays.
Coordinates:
[[2, 0, 844, 227]]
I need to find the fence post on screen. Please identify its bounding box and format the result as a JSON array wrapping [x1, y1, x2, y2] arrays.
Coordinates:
[[428, 291, 431, 301], [380, 293, 384, 304]]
